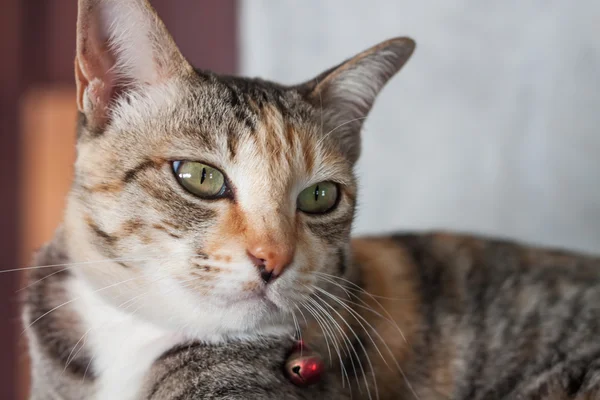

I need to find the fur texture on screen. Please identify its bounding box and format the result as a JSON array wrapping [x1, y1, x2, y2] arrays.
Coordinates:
[[23, 0, 600, 399]]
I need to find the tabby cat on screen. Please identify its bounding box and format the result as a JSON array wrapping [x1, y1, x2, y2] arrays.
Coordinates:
[[24, 0, 600, 399]]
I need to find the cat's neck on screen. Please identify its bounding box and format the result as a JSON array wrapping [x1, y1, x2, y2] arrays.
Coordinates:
[[68, 273, 184, 400]]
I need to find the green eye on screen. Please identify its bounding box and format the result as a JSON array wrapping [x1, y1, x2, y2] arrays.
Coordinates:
[[297, 181, 339, 214], [173, 161, 227, 199]]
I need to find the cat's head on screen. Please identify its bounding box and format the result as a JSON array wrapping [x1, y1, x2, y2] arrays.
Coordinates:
[[65, 0, 414, 338]]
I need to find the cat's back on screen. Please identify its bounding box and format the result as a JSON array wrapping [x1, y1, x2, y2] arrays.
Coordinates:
[[354, 231, 600, 304], [352, 232, 600, 399]]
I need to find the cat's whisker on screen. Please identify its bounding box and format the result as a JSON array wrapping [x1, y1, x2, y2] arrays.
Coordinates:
[[63, 326, 93, 374], [24, 298, 76, 337], [300, 298, 333, 366], [308, 291, 379, 400], [312, 295, 360, 396], [293, 303, 310, 339], [313, 272, 409, 344], [114, 283, 164, 313], [306, 286, 379, 400], [303, 296, 351, 391], [313, 271, 405, 301], [290, 309, 302, 344], [22, 275, 143, 336], [14, 249, 230, 279], [19, 266, 72, 292], [18, 256, 162, 292], [312, 285, 421, 400], [300, 295, 351, 392], [305, 293, 355, 386], [304, 296, 345, 372], [313, 286, 390, 367], [302, 295, 370, 399], [15, 251, 213, 279], [295, 303, 309, 325], [313, 296, 369, 399], [81, 350, 96, 383], [314, 271, 410, 346], [9, 256, 158, 275]]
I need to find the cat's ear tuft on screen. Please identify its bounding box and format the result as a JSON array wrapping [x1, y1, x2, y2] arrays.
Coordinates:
[[297, 37, 415, 163], [75, 0, 193, 130]]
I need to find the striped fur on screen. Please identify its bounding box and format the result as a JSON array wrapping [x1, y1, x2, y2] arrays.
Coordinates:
[[23, 0, 600, 399], [140, 233, 600, 399]]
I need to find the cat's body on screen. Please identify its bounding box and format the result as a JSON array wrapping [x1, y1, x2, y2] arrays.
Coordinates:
[[23, 0, 600, 399]]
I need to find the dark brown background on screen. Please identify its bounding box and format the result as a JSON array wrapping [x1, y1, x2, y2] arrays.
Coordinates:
[[0, 1, 238, 398]]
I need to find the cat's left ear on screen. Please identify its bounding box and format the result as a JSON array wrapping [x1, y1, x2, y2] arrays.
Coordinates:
[[75, 0, 193, 131], [296, 37, 415, 163]]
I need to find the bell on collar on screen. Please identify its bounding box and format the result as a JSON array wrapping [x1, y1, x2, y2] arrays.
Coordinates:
[[285, 340, 325, 387]]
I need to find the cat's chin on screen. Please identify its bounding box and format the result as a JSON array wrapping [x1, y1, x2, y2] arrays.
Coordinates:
[[187, 323, 295, 344], [153, 288, 295, 341], [178, 305, 294, 343]]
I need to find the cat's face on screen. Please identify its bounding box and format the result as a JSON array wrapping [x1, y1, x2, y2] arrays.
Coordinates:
[[66, 0, 413, 338], [68, 76, 357, 336]]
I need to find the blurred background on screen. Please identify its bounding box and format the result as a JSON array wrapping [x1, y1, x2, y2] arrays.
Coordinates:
[[1, 0, 599, 398]]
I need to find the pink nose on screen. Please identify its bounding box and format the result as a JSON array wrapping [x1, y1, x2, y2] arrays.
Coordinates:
[[247, 245, 294, 283]]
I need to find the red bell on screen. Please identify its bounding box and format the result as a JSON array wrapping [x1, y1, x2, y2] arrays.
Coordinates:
[[285, 341, 324, 386]]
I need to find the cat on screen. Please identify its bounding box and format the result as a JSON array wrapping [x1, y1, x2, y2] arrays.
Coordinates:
[[23, 0, 600, 399]]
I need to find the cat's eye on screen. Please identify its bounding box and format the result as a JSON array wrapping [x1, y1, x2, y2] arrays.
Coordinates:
[[297, 181, 339, 214], [172, 161, 227, 199]]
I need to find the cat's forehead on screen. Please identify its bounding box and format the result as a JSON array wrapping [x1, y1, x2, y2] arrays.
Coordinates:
[[101, 71, 351, 186], [190, 73, 315, 134], [112, 72, 318, 145]]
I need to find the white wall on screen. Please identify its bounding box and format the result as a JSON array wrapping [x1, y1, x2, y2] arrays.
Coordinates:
[[240, 0, 600, 254]]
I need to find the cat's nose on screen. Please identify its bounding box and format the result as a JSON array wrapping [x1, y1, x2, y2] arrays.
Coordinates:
[[247, 245, 294, 283]]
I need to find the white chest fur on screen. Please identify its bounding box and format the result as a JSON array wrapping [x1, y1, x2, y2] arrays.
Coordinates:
[[69, 277, 184, 400]]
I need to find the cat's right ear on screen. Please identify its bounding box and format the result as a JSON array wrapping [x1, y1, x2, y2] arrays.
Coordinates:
[[75, 0, 193, 131], [295, 37, 415, 163]]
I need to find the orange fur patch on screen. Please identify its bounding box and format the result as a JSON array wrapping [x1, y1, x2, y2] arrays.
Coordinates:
[[86, 181, 123, 193], [121, 218, 144, 234]]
